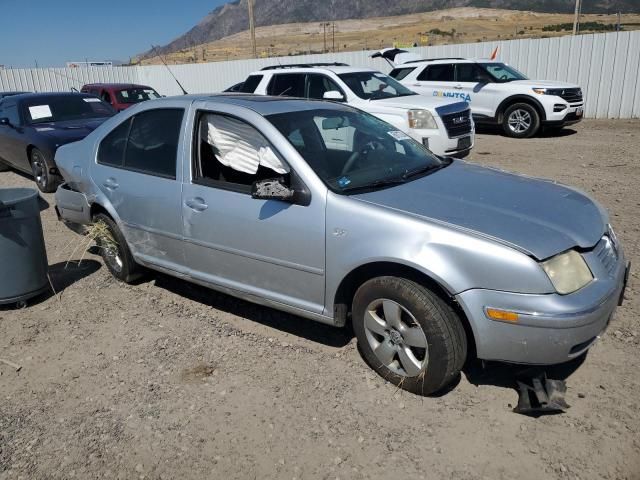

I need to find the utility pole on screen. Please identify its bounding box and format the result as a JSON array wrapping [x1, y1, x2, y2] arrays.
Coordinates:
[[332, 22, 335, 52], [616, 11, 621, 31], [248, 0, 257, 58], [321, 23, 328, 53], [572, 0, 581, 35]]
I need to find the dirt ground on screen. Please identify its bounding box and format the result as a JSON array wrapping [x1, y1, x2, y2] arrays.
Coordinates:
[[1, 119, 639, 480]]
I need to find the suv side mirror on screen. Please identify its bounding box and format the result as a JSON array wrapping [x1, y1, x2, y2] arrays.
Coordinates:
[[323, 91, 345, 101], [251, 178, 295, 201]]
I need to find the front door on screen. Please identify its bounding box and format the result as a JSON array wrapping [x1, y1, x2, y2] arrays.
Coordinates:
[[0, 99, 28, 171], [91, 107, 187, 272], [182, 109, 326, 314]]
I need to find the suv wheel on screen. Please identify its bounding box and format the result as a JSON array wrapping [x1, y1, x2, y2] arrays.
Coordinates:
[[30, 148, 58, 193], [92, 213, 142, 283], [502, 103, 540, 138], [352, 276, 467, 396]]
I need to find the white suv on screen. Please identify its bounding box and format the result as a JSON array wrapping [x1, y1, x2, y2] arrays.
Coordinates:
[[232, 63, 475, 157], [379, 51, 584, 138]]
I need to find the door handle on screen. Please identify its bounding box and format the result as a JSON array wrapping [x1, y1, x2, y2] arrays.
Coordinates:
[[412, 83, 421, 87], [185, 197, 208, 212], [103, 178, 119, 189], [454, 84, 463, 89]]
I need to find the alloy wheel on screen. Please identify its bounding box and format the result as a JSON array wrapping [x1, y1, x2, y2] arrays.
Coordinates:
[[507, 109, 532, 134]]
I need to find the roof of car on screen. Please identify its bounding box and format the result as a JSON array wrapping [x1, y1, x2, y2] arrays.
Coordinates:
[[397, 58, 500, 66], [250, 65, 377, 75], [82, 83, 153, 90], [154, 93, 354, 116], [7, 92, 98, 102]]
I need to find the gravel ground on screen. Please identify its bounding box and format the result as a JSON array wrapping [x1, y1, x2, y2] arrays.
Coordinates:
[[1, 119, 639, 480]]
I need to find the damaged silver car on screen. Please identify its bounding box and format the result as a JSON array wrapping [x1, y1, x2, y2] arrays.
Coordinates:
[[54, 95, 629, 395]]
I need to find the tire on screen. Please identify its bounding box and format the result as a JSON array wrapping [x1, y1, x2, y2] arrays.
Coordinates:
[[502, 103, 541, 138], [29, 148, 58, 193], [92, 213, 142, 283], [353, 276, 467, 396]]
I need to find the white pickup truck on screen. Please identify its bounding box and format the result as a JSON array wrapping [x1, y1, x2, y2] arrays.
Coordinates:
[[375, 49, 584, 138], [232, 63, 475, 157]]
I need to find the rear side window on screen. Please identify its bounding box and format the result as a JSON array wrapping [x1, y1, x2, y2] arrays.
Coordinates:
[[417, 64, 455, 82], [267, 74, 306, 97], [97, 108, 184, 178], [389, 67, 416, 80], [124, 109, 184, 178], [239, 75, 263, 93], [97, 118, 131, 167]]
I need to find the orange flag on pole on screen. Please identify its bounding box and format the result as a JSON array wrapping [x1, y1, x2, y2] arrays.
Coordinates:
[[490, 46, 499, 60]]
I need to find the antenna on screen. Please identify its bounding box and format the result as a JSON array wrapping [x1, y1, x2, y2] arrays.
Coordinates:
[[151, 45, 188, 95]]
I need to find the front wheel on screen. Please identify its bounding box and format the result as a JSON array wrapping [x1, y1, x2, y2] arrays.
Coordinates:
[[502, 103, 540, 138], [352, 276, 467, 396], [30, 148, 58, 193]]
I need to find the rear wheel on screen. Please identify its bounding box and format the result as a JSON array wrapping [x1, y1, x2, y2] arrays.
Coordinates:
[[352, 276, 467, 396], [30, 148, 58, 193], [92, 213, 142, 283], [502, 103, 540, 138]]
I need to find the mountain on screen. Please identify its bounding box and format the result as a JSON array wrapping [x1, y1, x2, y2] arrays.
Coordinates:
[[143, 0, 638, 58]]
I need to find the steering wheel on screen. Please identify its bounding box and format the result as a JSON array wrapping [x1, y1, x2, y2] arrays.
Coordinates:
[[341, 151, 361, 176]]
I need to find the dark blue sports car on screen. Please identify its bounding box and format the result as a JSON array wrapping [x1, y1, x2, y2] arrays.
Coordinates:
[[0, 92, 115, 192]]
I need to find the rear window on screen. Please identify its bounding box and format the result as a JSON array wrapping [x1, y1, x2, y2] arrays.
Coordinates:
[[389, 67, 416, 80], [239, 75, 263, 93], [266, 74, 305, 97], [417, 64, 455, 82]]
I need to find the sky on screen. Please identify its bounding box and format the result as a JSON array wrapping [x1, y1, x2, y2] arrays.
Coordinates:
[[0, 0, 228, 68]]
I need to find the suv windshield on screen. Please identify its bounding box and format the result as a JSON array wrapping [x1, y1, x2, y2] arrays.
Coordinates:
[[115, 88, 161, 104], [23, 95, 115, 124], [479, 63, 528, 82], [267, 108, 446, 194], [338, 72, 417, 100]]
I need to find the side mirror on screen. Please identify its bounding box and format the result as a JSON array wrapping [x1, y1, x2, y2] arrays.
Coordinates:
[[323, 91, 345, 101], [251, 178, 295, 201], [0, 118, 12, 127]]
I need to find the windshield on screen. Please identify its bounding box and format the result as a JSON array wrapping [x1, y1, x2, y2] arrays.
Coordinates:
[[115, 88, 161, 104], [480, 63, 528, 82], [23, 95, 115, 124], [338, 72, 417, 100], [267, 108, 445, 194]]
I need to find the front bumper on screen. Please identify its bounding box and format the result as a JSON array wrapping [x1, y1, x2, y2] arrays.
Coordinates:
[[543, 103, 584, 126], [407, 127, 475, 158], [456, 240, 628, 365]]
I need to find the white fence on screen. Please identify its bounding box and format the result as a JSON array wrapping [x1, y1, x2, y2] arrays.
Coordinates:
[[1, 31, 639, 119]]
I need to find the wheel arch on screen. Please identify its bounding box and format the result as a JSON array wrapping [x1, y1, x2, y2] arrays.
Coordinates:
[[333, 261, 477, 358], [496, 95, 546, 123]]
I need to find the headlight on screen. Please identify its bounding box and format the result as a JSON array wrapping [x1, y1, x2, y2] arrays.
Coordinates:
[[532, 88, 563, 96], [541, 250, 593, 294], [408, 109, 437, 129]]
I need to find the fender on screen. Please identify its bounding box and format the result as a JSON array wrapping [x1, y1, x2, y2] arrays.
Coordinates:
[[496, 95, 547, 122]]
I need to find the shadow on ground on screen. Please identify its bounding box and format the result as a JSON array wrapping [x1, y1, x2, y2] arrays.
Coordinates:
[[151, 272, 354, 348], [475, 124, 578, 138]]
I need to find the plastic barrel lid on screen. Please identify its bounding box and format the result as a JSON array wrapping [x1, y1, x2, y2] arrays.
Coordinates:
[[0, 188, 38, 206]]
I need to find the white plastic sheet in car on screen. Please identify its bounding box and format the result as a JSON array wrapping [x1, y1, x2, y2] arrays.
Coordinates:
[[201, 114, 289, 175]]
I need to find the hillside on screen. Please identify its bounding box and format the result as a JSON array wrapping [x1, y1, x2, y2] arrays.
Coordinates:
[[141, 0, 639, 59]]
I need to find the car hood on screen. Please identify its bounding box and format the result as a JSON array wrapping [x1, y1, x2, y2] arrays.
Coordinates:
[[31, 118, 109, 144], [353, 160, 606, 260], [508, 80, 580, 88], [372, 95, 468, 113]]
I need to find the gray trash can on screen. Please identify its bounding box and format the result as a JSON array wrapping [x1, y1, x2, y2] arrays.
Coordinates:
[[0, 188, 49, 305]]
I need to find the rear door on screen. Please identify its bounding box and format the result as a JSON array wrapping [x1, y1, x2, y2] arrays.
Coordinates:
[[91, 105, 187, 273], [410, 63, 455, 98], [0, 99, 28, 171]]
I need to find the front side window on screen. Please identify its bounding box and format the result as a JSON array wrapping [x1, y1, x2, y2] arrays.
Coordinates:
[[2, 101, 21, 126], [22, 95, 115, 124], [115, 88, 161, 105], [124, 109, 184, 178], [267, 108, 445, 194], [195, 113, 290, 193], [266, 74, 306, 97], [307, 74, 343, 99], [417, 64, 455, 82], [239, 75, 263, 93], [455, 63, 493, 83], [338, 72, 416, 100], [480, 63, 528, 82]]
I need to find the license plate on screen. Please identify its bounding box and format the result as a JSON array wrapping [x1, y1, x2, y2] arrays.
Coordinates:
[[457, 136, 471, 149], [576, 106, 583, 117]]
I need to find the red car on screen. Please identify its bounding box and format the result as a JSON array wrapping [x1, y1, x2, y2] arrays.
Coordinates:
[[80, 83, 161, 112]]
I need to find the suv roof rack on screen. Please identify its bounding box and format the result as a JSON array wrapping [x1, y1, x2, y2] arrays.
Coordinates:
[[260, 62, 349, 71], [401, 57, 466, 64]]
